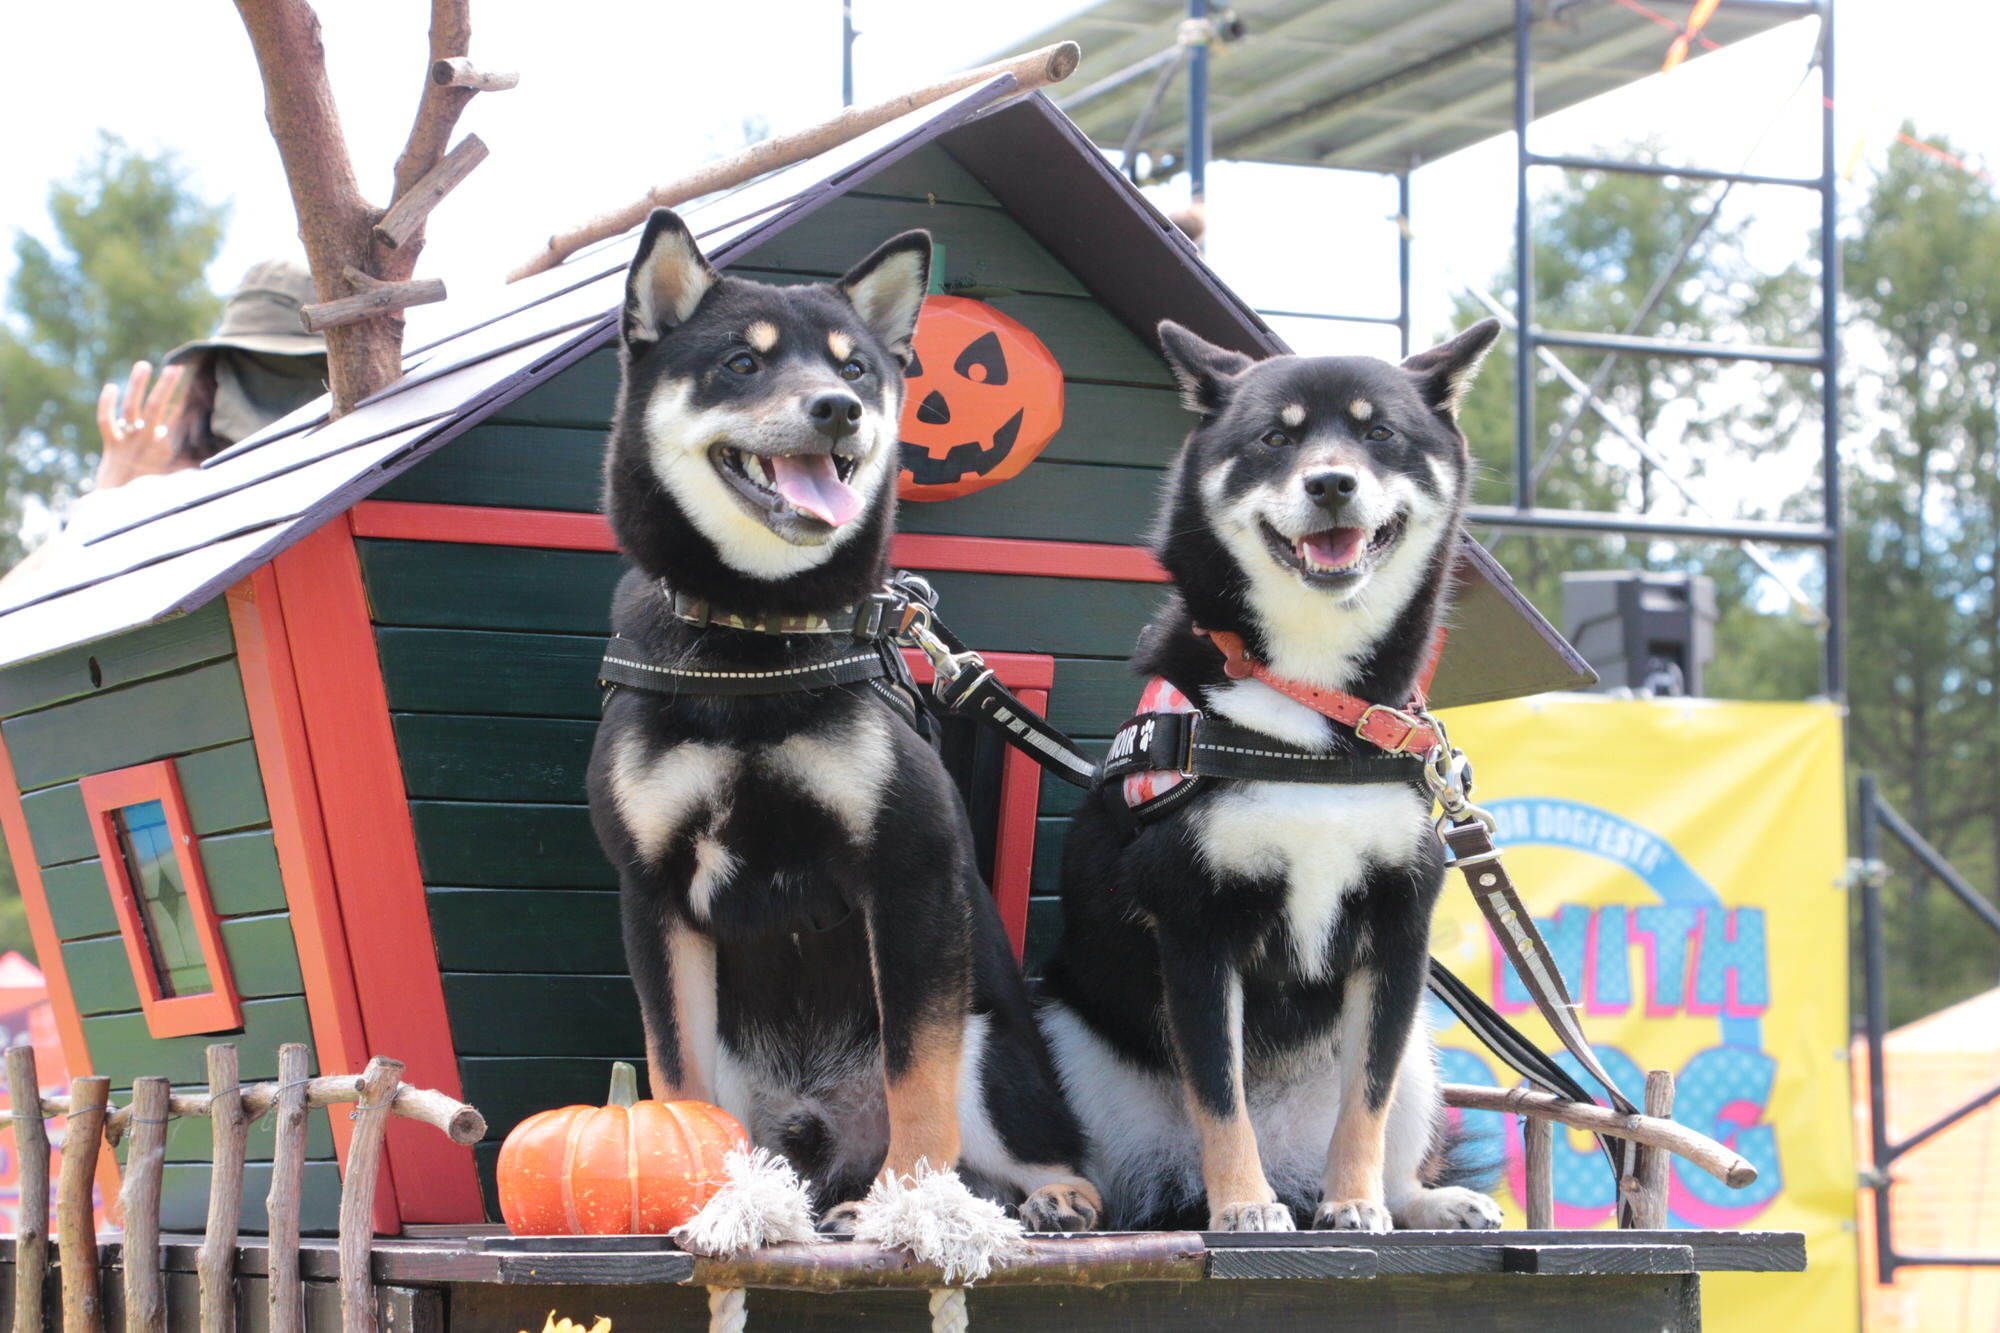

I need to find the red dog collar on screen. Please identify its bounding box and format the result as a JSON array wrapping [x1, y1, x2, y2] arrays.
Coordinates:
[[1195, 626, 1443, 756]]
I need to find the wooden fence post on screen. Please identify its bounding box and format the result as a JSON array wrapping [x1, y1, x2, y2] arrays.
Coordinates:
[[1633, 1070, 1677, 1230], [118, 1078, 170, 1333], [1522, 1113, 1554, 1230], [58, 1076, 109, 1333], [198, 1046, 247, 1333], [266, 1045, 311, 1333], [9, 1046, 50, 1333], [339, 1059, 403, 1333]]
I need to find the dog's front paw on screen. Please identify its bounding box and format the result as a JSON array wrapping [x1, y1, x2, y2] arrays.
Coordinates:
[[1020, 1181, 1103, 1232], [1314, 1198, 1393, 1233], [816, 1201, 864, 1235], [1212, 1201, 1295, 1232], [1393, 1186, 1504, 1231]]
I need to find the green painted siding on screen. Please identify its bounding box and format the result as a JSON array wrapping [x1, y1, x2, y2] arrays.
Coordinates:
[[364, 138, 1183, 1206], [0, 610, 338, 1233]]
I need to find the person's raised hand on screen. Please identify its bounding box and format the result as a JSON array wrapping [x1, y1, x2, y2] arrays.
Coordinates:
[[94, 360, 190, 490]]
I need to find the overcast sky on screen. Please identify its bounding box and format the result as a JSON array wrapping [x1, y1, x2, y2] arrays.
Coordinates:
[[1, 2, 1993, 411]]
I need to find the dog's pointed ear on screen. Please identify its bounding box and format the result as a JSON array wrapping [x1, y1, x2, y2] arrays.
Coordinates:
[[839, 230, 931, 365], [624, 208, 718, 345], [1402, 318, 1502, 419], [1158, 320, 1254, 415]]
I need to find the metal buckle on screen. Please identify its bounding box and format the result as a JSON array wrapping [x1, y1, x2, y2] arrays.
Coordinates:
[[1356, 703, 1424, 753], [1180, 711, 1203, 778]]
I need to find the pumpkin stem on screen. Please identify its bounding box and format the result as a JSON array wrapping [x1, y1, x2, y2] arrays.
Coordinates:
[[608, 1061, 640, 1107]]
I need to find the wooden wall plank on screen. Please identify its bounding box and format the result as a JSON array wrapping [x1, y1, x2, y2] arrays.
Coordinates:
[[79, 996, 311, 1084], [378, 382, 1181, 517], [200, 831, 287, 915], [738, 195, 1089, 297], [441, 974, 643, 1056], [394, 715, 596, 803], [914, 572, 1167, 658], [483, 348, 619, 430], [1047, 659, 1143, 733], [23, 741, 271, 870], [0, 602, 235, 719], [852, 142, 1000, 207], [376, 629, 602, 719], [357, 540, 622, 633], [374, 423, 606, 513], [410, 801, 613, 888], [1, 659, 252, 790], [157, 1159, 342, 1236], [899, 461, 1164, 545], [60, 936, 142, 1015], [42, 859, 118, 938], [427, 888, 623, 973]]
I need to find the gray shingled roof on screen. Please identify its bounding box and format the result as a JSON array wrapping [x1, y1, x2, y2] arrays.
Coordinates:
[[0, 75, 1591, 707]]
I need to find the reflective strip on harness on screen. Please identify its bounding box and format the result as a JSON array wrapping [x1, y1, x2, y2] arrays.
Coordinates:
[[598, 636, 894, 698]]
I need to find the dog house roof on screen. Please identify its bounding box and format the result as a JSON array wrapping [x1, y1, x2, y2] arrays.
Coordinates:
[[0, 74, 1590, 705]]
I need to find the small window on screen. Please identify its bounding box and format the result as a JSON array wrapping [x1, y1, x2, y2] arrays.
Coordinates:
[[79, 761, 242, 1038]]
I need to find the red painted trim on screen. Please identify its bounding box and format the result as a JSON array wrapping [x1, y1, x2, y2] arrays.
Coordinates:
[[0, 735, 117, 1204], [347, 500, 1169, 583], [78, 761, 244, 1039], [893, 533, 1167, 583], [267, 520, 483, 1226], [352, 500, 615, 552], [903, 652, 1051, 961], [227, 575, 395, 1230]]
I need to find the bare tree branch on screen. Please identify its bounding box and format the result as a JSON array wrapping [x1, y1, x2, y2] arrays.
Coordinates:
[[301, 278, 448, 332], [432, 57, 517, 91], [391, 0, 477, 207], [375, 134, 489, 248]]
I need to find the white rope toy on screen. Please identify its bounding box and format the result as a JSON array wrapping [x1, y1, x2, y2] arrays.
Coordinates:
[[851, 1161, 1026, 1333], [673, 1147, 821, 1333]]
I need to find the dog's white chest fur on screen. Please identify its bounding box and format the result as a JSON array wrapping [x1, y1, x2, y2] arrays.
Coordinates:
[[608, 711, 896, 918], [1196, 781, 1428, 980], [1192, 678, 1429, 980]]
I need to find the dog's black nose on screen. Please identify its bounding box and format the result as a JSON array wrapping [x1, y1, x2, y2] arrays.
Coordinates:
[[808, 391, 863, 439], [1303, 468, 1360, 509]]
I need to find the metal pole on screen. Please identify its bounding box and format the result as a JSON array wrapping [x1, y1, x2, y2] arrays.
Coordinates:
[[1512, 0, 1535, 509], [841, 0, 856, 107], [1398, 168, 1414, 358], [1818, 0, 1845, 698], [1858, 773, 1895, 1284], [1188, 0, 1212, 205]]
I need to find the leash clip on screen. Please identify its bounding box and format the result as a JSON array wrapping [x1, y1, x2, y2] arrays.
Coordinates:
[[1422, 715, 1498, 839]]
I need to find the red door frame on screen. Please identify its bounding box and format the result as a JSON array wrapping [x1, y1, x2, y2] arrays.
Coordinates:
[[258, 520, 484, 1224], [228, 572, 399, 1230]]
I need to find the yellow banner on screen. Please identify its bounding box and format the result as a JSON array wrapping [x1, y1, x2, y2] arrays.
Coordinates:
[[1431, 695, 1857, 1332]]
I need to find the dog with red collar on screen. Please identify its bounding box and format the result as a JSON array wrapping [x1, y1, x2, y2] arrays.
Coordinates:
[[1036, 318, 1507, 1233]]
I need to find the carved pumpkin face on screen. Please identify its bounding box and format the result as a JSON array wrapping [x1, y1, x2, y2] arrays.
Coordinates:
[[897, 295, 1064, 501]]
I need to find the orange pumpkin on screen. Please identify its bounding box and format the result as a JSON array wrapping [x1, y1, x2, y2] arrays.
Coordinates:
[[897, 294, 1065, 501], [497, 1062, 748, 1235]]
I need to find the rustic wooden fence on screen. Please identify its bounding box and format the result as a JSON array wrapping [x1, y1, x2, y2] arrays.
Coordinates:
[[2, 1042, 483, 1333]]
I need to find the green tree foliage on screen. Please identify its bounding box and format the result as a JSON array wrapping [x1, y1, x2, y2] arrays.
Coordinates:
[[0, 134, 226, 564], [1449, 147, 1821, 702], [1843, 127, 2000, 1024]]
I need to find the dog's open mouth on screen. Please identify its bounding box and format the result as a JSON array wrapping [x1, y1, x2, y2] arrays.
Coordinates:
[[713, 444, 863, 528], [1260, 513, 1407, 583]]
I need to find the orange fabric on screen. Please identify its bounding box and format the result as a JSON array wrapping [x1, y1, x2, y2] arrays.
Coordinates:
[[1855, 988, 2000, 1329]]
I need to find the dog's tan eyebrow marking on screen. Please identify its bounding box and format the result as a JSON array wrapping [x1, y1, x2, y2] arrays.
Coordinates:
[[746, 321, 779, 353], [1281, 403, 1306, 428], [1349, 398, 1374, 422], [828, 330, 856, 361]]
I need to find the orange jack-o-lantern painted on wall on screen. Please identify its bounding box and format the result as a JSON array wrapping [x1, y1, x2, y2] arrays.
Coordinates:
[[897, 295, 1064, 501]]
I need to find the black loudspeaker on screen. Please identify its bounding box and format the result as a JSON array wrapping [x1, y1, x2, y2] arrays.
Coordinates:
[[1560, 571, 1715, 698]]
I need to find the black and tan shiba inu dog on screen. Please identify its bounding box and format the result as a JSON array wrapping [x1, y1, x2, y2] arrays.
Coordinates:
[[1037, 318, 1508, 1233], [587, 209, 1100, 1231]]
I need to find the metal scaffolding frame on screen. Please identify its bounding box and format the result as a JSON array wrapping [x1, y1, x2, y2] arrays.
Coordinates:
[[1092, 0, 1844, 697]]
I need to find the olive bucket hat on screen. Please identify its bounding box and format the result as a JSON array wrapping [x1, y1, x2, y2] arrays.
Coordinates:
[[163, 258, 326, 364]]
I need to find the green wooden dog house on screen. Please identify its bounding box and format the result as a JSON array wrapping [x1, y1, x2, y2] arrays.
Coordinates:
[[0, 76, 1589, 1235]]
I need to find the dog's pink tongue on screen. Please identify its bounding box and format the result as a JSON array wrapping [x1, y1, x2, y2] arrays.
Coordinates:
[[1300, 528, 1365, 568], [767, 453, 862, 527]]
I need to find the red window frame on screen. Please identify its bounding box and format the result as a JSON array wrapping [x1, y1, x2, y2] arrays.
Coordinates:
[[78, 759, 244, 1039]]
